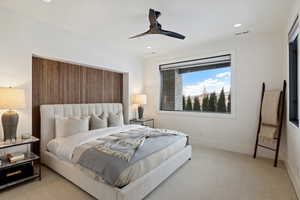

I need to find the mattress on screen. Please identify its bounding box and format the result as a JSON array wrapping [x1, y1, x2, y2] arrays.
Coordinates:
[[47, 125, 187, 187]]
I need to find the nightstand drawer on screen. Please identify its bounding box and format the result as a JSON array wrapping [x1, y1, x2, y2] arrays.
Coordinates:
[[0, 162, 33, 186]]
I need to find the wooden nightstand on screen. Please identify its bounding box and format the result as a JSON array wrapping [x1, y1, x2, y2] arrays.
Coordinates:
[[0, 136, 41, 190], [130, 118, 155, 128]]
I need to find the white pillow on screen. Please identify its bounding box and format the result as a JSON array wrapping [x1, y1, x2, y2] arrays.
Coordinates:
[[55, 116, 89, 138]]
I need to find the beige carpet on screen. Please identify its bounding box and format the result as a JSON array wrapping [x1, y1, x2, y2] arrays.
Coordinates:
[[0, 145, 297, 200]]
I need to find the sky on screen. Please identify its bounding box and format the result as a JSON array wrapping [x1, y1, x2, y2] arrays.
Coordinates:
[[182, 67, 231, 96]]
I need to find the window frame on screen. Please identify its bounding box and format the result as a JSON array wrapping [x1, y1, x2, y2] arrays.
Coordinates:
[[288, 15, 300, 128], [157, 50, 236, 119]]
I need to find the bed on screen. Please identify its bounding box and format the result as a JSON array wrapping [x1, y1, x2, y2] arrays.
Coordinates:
[[40, 103, 192, 200]]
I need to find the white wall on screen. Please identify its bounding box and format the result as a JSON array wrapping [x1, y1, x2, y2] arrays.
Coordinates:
[[0, 7, 144, 139], [284, 0, 300, 196], [143, 32, 286, 158]]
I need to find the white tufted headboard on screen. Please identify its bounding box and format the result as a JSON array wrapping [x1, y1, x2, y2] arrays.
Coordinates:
[[40, 103, 123, 156]]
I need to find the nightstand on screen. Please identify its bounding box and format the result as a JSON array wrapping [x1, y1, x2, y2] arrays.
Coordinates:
[[0, 136, 41, 190], [130, 118, 154, 128]]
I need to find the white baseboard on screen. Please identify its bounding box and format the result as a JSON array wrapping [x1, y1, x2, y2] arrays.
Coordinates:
[[191, 136, 284, 160], [285, 160, 300, 198], [191, 137, 250, 155]]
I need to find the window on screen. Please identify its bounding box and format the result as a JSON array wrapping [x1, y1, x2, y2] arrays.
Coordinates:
[[289, 16, 299, 127], [160, 54, 232, 114]]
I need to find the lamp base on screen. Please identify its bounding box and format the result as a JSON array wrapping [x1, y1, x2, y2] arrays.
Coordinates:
[[2, 111, 19, 141], [138, 106, 144, 119]]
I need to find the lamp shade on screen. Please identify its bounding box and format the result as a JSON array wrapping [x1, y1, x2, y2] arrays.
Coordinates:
[[133, 94, 147, 105], [0, 88, 25, 109]]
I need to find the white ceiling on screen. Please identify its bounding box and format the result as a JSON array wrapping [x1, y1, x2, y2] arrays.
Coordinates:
[[0, 0, 294, 57]]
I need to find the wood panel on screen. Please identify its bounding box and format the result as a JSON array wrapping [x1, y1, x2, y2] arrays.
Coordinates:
[[32, 57, 123, 154]]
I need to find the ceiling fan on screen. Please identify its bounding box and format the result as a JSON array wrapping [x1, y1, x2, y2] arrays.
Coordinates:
[[129, 9, 186, 40]]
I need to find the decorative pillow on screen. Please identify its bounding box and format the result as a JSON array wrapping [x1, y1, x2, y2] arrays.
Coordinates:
[[90, 113, 108, 130], [55, 116, 89, 138], [108, 112, 124, 127]]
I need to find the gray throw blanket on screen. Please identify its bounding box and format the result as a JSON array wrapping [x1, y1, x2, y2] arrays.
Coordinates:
[[93, 135, 146, 162], [77, 128, 186, 187], [93, 128, 182, 162]]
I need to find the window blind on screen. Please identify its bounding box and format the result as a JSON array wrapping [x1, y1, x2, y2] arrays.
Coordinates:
[[159, 54, 231, 74]]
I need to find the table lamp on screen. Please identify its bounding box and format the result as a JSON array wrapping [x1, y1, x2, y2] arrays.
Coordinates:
[[0, 87, 25, 141], [133, 94, 147, 119]]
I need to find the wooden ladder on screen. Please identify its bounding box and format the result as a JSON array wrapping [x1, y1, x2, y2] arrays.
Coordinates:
[[253, 80, 286, 167]]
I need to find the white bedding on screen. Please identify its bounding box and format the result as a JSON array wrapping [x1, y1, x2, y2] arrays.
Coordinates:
[[47, 125, 142, 161], [47, 125, 187, 186], [41, 103, 192, 200]]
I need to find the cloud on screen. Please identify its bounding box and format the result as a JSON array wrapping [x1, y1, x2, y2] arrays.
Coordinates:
[[183, 78, 230, 96], [216, 72, 231, 78]]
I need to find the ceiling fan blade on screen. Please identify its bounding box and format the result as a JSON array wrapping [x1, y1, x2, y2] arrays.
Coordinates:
[[130, 9, 186, 40], [155, 11, 161, 18], [160, 29, 186, 40], [148, 9, 157, 25], [129, 30, 151, 39]]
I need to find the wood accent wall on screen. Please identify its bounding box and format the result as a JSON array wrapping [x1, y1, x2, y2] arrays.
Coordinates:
[[32, 57, 123, 153]]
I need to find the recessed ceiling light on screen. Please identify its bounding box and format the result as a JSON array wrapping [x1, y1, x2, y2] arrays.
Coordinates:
[[43, 0, 52, 3], [147, 46, 152, 49], [234, 24, 242, 28]]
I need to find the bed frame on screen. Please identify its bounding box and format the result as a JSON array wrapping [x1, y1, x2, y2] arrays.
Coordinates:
[[40, 103, 192, 200]]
